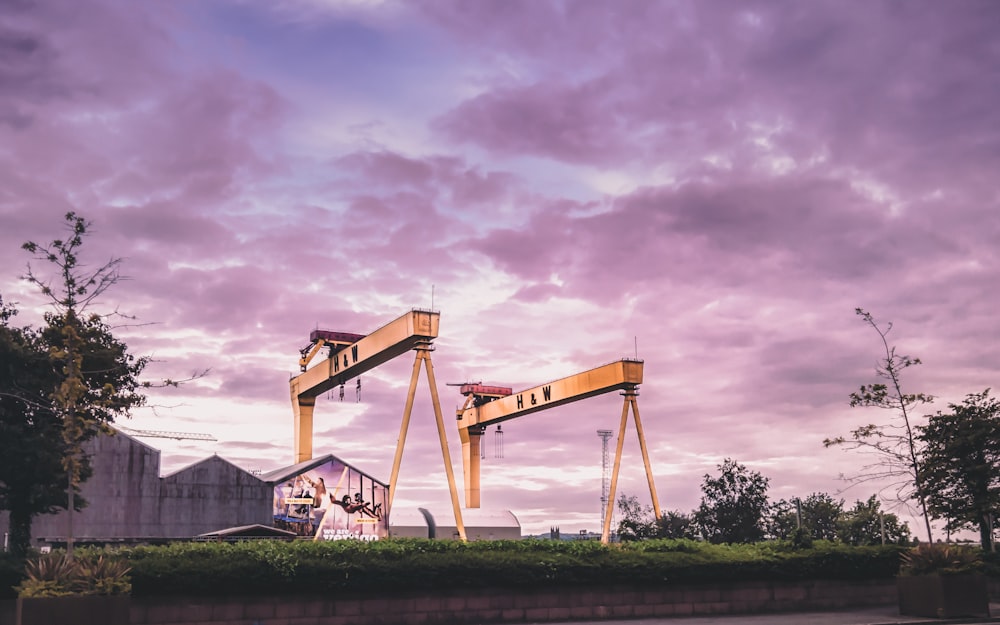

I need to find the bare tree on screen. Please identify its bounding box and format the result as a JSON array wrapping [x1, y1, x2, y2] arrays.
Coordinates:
[[19, 213, 148, 558], [824, 308, 934, 542]]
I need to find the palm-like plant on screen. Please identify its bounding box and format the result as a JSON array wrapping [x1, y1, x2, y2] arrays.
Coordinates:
[[17, 552, 132, 597], [899, 543, 981, 576]]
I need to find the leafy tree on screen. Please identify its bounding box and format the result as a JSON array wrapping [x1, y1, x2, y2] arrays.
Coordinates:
[[824, 308, 934, 542], [917, 389, 1000, 549], [770, 493, 843, 541], [615, 494, 658, 541], [0, 299, 140, 559], [615, 495, 696, 541], [0, 213, 148, 558], [837, 495, 911, 546], [694, 458, 770, 544], [769, 499, 798, 540], [0, 298, 68, 559], [656, 509, 697, 540]]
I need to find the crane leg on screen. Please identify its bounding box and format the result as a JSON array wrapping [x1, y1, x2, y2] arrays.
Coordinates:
[[456, 395, 481, 508], [423, 348, 468, 541], [460, 429, 483, 508], [630, 394, 662, 520], [388, 349, 423, 514], [292, 394, 316, 464], [602, 392, 632, 544]]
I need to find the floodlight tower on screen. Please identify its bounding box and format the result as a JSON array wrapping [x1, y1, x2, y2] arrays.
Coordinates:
[[598, 429, 613, 531]]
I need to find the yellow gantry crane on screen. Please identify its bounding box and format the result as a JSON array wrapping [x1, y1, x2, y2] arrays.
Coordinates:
[[289, 309, 467, 540], [455, 359, 661, 543]]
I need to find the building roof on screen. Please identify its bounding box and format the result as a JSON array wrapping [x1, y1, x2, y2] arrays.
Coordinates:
[[400, 507, 521, 529], [258, 453, 387, 487], [161, 453, 262, 481], [388, 507, 435, 527], [197, 524, 297, 539]]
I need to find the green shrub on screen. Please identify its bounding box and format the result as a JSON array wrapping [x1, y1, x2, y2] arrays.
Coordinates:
[[980, 550, 1000, 577], [114, 538, 907, 597], [0, 552, 27, 599], [75, 554, 132, 595], [15, 552, 131, 597], [899, 543, 982, 576], [17, 553, 77, 597]]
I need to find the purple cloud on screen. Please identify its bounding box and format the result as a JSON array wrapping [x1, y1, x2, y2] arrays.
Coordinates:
[[1, 0, 997, 539]]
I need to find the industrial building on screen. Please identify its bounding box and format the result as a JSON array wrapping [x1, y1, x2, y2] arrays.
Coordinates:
[[389, 508, 520, 540], [1, 429, 273, 547], [261, 454, 389, 541], [1, 429, 519, 549]]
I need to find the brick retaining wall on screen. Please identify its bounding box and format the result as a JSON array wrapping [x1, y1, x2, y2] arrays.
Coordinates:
[[122, 579, 898, 625], [6, 574, 998, 624]]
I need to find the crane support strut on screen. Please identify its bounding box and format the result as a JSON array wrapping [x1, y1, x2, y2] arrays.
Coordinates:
[[289, 309, 467, 540], [455, 358, 661, 544], [602, 386, 660, 543]]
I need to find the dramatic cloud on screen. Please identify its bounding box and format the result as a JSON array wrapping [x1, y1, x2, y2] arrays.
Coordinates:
[[2, 0, 997, 538]]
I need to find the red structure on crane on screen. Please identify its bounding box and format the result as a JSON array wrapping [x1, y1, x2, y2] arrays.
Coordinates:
[[309, 330, 366, 344], [454, 383, 513, 405]]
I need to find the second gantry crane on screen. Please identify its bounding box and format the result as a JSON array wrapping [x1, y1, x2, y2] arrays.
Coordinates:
[[454, 358, 661, 544]]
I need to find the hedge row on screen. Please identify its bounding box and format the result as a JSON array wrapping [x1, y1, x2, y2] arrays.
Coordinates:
[[0, 553, 24, 599], [115, 539, 905, 597], [1, 539, 909, 599]]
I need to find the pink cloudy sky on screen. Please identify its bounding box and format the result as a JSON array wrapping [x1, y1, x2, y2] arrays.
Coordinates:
[[2, 0, 998, 538]]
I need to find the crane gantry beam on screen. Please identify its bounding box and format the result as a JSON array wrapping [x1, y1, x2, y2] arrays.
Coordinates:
[[289, 309, 467, 540], [455, 358, 660, 544], [291, 310, 441, 462], [457, 359, 643, 429], [291, 312, 438, 405]]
